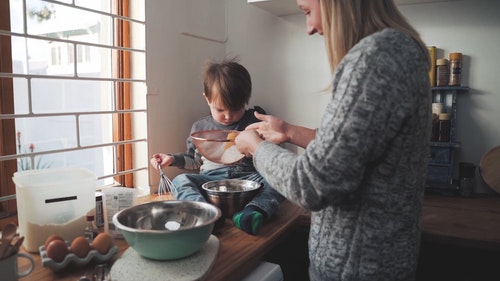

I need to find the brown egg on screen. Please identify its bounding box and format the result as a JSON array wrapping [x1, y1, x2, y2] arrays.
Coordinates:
[[46, 239, 69, 262], [70, 236, 91, 258], [44, 234, 64, 250], [92, 232, 114, 254]]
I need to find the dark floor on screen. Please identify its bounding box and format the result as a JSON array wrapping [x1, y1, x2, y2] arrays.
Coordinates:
[[263, 226, 310, 281], [417, 241, 500, 281], [263, 227, 500, 281]]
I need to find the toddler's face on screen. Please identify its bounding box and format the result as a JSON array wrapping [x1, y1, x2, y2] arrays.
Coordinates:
[[207, 98, 245, 126]]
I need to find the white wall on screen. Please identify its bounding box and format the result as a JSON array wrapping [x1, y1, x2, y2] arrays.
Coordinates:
[[146, 0, 500, 194], [398, 0, 500, 193], [146, 0, 226, 192]]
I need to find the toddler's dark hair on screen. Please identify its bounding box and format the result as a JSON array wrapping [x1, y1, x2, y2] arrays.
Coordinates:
[[202, 57, 251, 111]]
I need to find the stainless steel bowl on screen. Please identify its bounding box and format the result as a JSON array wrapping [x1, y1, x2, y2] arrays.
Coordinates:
[[112, 200, 221, 260], [202, 179, 262, 218], [191, 130, 245, 164]]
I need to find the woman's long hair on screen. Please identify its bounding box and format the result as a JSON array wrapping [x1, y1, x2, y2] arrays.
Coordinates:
[[320, 0, 430, 73]]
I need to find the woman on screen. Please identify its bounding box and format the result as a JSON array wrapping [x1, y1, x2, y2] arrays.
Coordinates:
[[235, 0, 431, 280]]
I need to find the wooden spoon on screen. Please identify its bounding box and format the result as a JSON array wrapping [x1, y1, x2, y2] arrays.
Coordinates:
[[0, 223, 17, 258]]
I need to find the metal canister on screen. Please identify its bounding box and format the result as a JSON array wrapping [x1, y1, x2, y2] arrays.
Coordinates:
[[448, 52, 462, 86]]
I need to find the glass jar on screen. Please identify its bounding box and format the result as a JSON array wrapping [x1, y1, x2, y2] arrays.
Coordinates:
[[436, 59, 449, 87], [438, 113, 451, 142], [448, 52, 462, 86], [431, 103, 443, 142]]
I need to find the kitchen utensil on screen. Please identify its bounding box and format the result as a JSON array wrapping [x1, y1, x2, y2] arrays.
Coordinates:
[[0, 223, 17, 258], [0, 250, 35, 279], [479, 145, 500, 193], [110, 235, 219, 281], [202, 179, 262, 218], [112, 200, 221, 260], [94, 264, 111, 281], [4, 236, 24, 258], [157, 163, 174, 197], [191, 130, 245, 164]]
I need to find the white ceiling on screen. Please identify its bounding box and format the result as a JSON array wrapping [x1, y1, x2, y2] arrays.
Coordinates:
[[248, 0, 460, 16]]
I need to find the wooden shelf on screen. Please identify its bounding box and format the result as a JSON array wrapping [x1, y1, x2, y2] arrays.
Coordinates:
[[426, 86, 468, 191]]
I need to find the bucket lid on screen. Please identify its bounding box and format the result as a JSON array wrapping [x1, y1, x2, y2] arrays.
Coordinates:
[[13, 167, 95, 188]]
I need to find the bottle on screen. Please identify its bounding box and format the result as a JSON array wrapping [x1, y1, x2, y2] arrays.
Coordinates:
[[84, 215, 99, 241], [436, 59, 449, 87], [448, 52, 462, 86], [95, 192, 104, 227], [428, 46, 436, 87], [438, 113, 451, 142]]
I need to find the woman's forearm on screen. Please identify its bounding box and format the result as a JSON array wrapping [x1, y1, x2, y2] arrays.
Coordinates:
[[286, 124, 316, 148]]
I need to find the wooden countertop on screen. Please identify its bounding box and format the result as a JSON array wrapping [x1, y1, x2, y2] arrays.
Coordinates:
[[17, 193, 500, 280], [421, 193, 500, 251], [18, 195, 310, 281]]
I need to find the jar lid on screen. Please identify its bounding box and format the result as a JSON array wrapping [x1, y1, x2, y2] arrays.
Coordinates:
[[439, 113, 450, 120], [449, 53, 462, 60], [436, 59, 448, 65], [432, 103, 444, 114]]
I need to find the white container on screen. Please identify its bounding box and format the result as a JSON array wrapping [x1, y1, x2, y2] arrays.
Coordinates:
[[12, 167, 96, 253]]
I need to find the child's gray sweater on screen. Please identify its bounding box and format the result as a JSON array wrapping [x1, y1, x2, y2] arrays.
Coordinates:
[[253, 28, 431, 281]]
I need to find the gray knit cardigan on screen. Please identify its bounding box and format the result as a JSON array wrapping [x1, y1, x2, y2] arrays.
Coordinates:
[[253, 28, 431, 281]]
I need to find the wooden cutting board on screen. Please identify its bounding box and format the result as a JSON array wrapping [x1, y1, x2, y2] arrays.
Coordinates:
[[479, 145, 500, 194], [110, 235, 219, 281]]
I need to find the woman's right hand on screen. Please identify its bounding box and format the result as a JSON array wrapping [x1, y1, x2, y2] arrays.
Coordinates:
[[150, 153, 174, 170], [247, 111, 317, 149], [246, 112, 290, 144]]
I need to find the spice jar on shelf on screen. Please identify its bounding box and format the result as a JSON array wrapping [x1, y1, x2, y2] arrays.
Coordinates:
[[428, 46, 436, 86], [436, 59, 449, 87], [448, 52, 462, 86], [431, 103, 443, 141], [438, 113, 451, 142]]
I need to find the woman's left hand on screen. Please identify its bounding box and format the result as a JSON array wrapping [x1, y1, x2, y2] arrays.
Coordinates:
[[235, 130, 263, 157]]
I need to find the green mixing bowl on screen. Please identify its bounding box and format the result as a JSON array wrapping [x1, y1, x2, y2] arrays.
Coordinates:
[[112, 200, 221, 260]]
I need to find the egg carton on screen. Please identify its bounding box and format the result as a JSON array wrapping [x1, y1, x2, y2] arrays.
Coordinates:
[[39, 241, 118, 272]]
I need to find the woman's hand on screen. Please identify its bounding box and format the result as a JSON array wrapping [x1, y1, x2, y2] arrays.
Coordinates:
[[246, 112, 289, 144], [235, 130, 264, 157], [150, 153, 174, 169], [247, 111, 317, 149]]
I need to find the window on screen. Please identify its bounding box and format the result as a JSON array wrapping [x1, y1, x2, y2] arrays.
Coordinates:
[[0, 0, 147, 228]]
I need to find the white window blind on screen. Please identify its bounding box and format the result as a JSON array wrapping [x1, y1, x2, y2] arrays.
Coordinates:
[[0, 0, 147, 209]]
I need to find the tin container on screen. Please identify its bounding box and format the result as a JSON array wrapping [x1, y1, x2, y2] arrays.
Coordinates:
[[448, 52, 462, 86]]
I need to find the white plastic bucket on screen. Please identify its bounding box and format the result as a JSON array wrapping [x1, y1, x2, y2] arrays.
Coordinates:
[[12, 167, 96, 252]]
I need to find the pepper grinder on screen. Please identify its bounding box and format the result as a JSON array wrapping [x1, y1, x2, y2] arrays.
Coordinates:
[[459, 162, 476, 197]]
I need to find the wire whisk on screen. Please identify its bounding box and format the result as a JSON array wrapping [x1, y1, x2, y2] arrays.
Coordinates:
[[158, 163, 174, 198]]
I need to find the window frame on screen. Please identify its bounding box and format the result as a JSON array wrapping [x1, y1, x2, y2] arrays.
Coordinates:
[[0, 0, 137, 230]]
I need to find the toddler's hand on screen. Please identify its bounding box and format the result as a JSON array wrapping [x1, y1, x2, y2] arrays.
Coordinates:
[[150, 153, 173, 169]]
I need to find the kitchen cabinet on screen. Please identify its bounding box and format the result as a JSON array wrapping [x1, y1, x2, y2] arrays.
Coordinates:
[[248, 0, 460, 16], [426, 86, 469, 192]]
